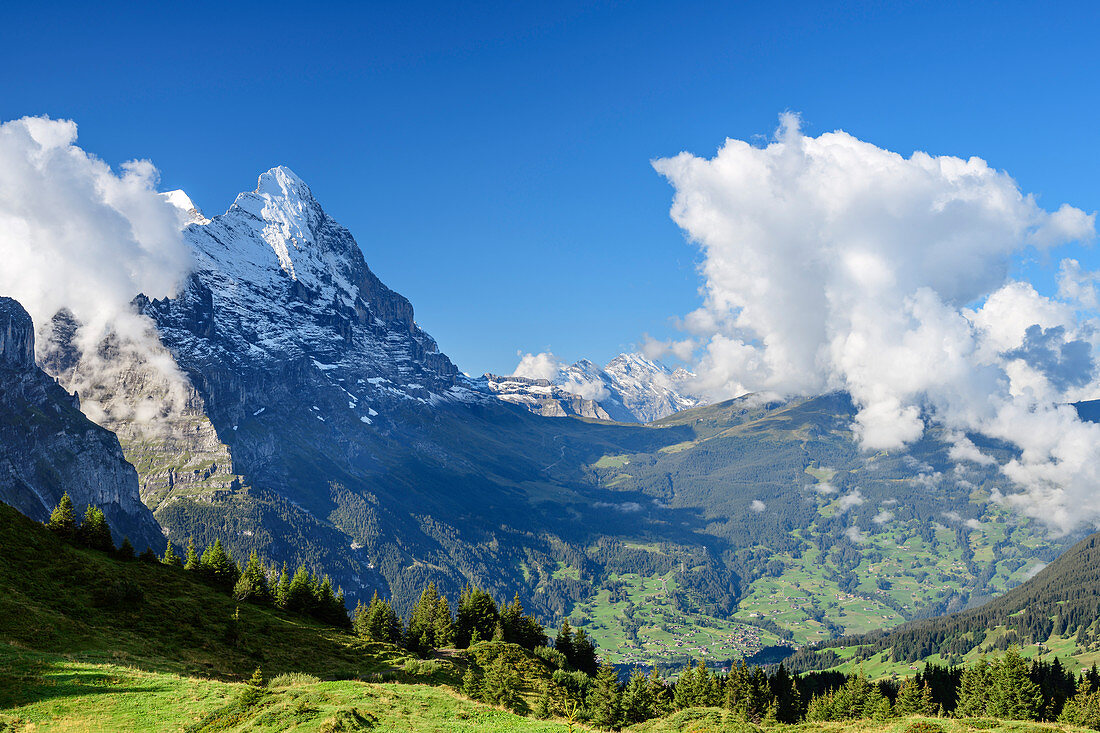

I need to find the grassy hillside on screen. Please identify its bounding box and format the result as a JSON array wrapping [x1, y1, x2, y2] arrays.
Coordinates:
[[0, 499, 587, 730], [0, 649, 574, 732], [3, 499, 1098, 731], [0, 499, 409, 683]]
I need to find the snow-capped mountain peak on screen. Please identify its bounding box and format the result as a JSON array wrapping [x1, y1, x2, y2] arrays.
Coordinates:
[[603, 353, 700, 422], [221, 166, 354, 292], [142, 167, 464, 414], [487, 351, 704, 423]]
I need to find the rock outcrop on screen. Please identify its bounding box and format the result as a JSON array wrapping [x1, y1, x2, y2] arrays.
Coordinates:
[[0, 297, 162, 549]]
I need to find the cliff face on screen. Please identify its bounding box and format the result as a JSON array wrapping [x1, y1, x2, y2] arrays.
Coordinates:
[[0, 297, 162, 549]]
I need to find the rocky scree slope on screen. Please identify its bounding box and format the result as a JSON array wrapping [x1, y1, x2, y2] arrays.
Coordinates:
[[0, 297, 161, 549]]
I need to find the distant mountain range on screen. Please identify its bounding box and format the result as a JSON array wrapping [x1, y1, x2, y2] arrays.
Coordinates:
[[484, 352, 702, 423]]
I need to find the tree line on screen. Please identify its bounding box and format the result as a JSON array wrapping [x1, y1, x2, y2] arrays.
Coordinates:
[[518, 647, 1100, 730]]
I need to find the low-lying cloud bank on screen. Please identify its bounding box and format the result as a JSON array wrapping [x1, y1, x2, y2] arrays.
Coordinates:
[[654, 113, 1100, 533]]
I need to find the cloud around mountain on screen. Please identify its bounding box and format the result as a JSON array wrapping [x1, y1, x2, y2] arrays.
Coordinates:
[[655, 112, 1100, 532], [0, 116, 192, 348]]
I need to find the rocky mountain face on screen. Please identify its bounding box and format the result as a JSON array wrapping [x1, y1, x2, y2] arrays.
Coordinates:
[[36, 167, 681, 612], [0, 297, 161, 549], [486, 352, 702, 423]]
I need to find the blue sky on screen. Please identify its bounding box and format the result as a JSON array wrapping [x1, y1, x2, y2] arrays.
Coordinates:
[[2, 1, 1099, 376]]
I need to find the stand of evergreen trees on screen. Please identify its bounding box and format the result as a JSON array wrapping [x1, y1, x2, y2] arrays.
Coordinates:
[[44, 493, 350, 628], [352, 583, 563, 657], [510, 648, 1100, 730]]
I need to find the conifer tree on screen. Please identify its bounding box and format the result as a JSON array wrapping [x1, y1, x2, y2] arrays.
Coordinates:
[[162, 541, 183, 567], [1060, 679, 1100, 729], [116, 537, 135, 561], [805, 692, 835, 722], [454, 584, 499, 648], [895, 678, 935, 716], [46, 493, 76, 540], [534, 682, 553, 719], [808, 670, 886, 721], [354, 591, 402, 643], [648, 668, 673, 718], [199, 539, 238, 590], [762, 700, 780, 726], [183, 536, 201, 572], [588, 661, 622, 728], [224, 606, 242, 647], [872, 695, 894, 722], [1088, 664, 1100, 691], [462, 665, 483, 701], [570, 628, 598, 676], [274, 562, 291, 608], [621, 670, 654, 724], [673, 663, 698, 710], [405, 583, 442, 656], [352, 598, 369, 636], [433, 595, 454, 648], [239, 666, 266, 706], [988, 647, 1042, 721], [284, 565, 317, 614], [482, 655, 522, 711], [333, 587, 349, 627], [76, 505, 113, 551], [555, 618, 575, 661], [233, 550, 272, 605], [769, 665, 801, 723], [314, 576, 347, 626], [498, 593, 546, 650], [956, 657, 992, 717], [138, 547, 158, 563], [724, 662, 749, 717]]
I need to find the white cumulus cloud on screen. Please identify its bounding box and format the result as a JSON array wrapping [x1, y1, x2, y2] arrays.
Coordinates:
[[654, 113, 1100, 532], [512, 351, 563, 381]]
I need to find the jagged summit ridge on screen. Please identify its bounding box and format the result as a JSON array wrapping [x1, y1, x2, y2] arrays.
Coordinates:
[[151, 167, 459, 384]]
